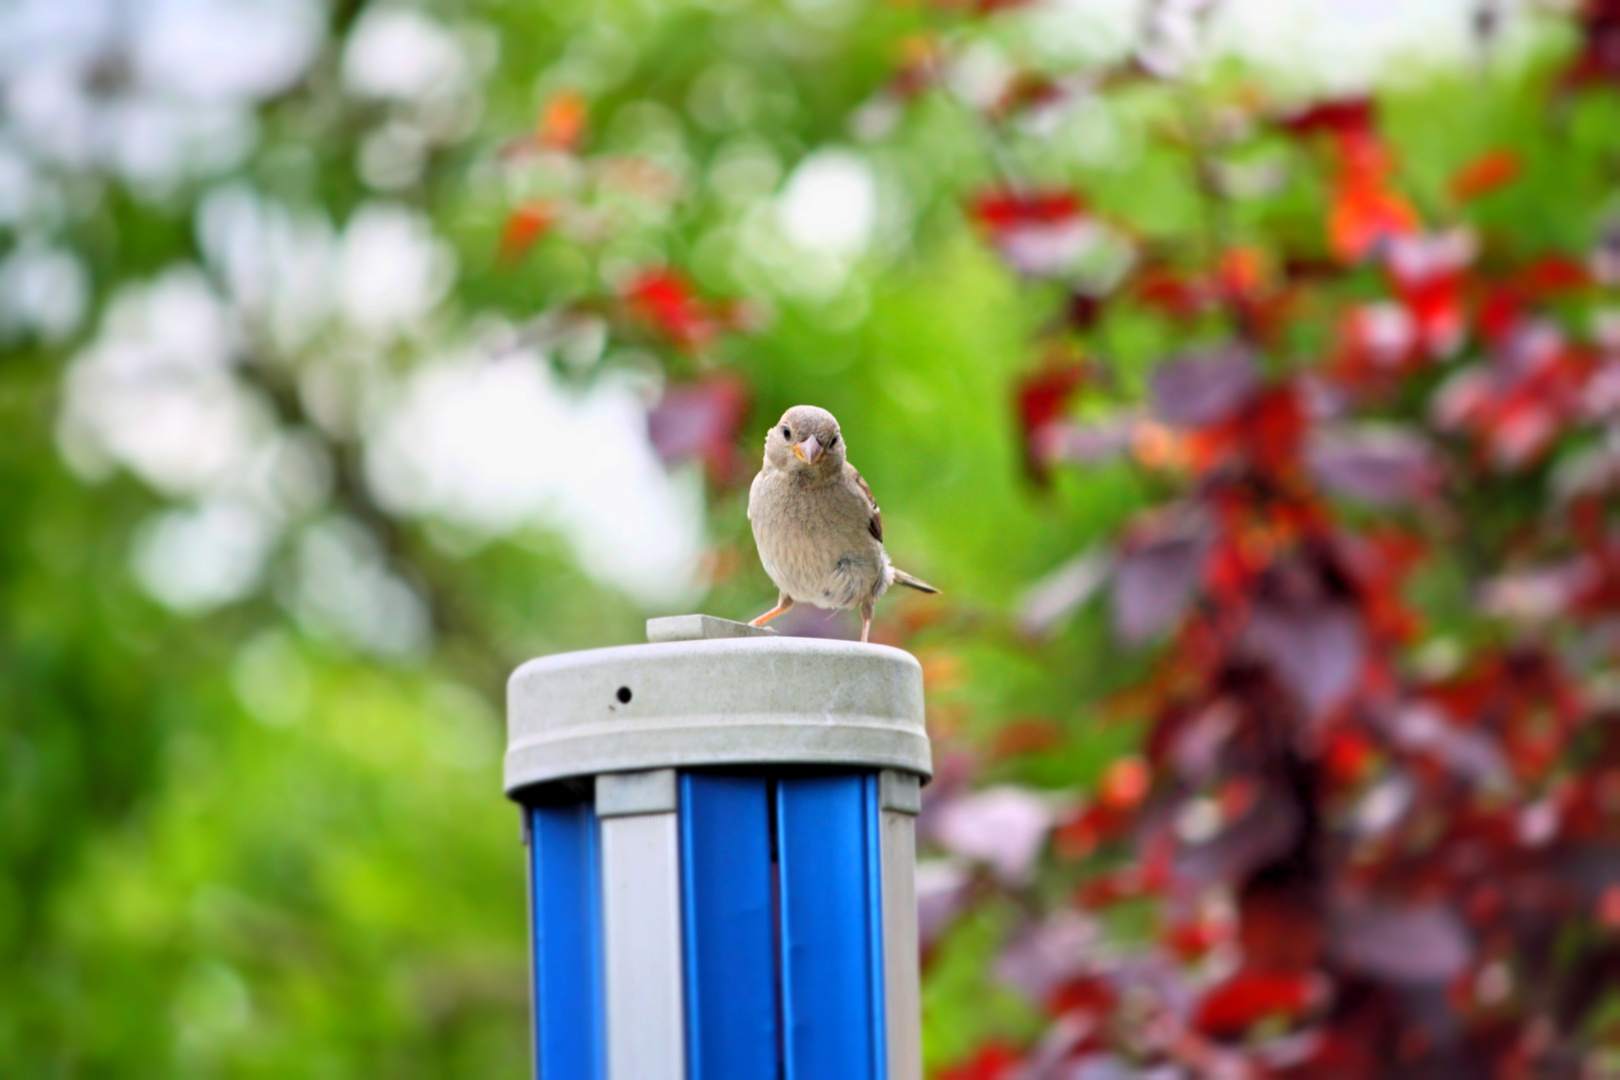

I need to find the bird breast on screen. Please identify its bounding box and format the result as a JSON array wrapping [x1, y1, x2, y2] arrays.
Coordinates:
[[749, 469, 888, 610]]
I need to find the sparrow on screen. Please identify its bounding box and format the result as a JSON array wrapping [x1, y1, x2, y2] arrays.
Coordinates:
[[747, 405, 938, 643]]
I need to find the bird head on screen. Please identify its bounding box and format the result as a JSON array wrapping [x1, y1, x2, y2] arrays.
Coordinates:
[[764, 405, 845, 473]]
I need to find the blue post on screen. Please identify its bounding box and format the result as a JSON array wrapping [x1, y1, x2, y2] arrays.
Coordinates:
[[529, 801, 603, 1080], [776, 774, 887, 1080], [680, 773, 778, 1080], [507, 615, 929, 1080]]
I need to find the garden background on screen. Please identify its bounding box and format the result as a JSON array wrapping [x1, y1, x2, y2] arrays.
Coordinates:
[[2, 0, 1618, 1075]]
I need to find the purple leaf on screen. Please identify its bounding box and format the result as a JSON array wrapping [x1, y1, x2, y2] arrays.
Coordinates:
[[1113, 529, 1208, 643], [1478, 561, 1588, 624], [1150, 346, 1258, 427], [1385, 704, 1508, 786], [1595, 217, 1620, 286], [1333, 901, 1471, 983], [1020, 1015, 1114, 1079], [998, 218, 1104, 278], [1057, 1054, 1165, 1080], [1308, 426, 1440, 507], [916, 859, 973, 948], [1241, 599, 1363, 716], [1019, 547, 1114, 638], [1168, 701, 1239, 783], [1383, 228, 1476, 285], [931, 785, 1056, 885], [1351, 775, 1414, 838], [1034, 417, 1138, 466], [646, 374, 747, 473], [995, 910, 1098, 1001], [1177, 789, 1302, 885]]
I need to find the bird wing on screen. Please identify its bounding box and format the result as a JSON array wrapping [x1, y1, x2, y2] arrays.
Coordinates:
[[846, 462, 883, 542]]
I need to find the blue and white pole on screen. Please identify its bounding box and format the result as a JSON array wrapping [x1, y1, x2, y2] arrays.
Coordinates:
[[506, 615, 931, 1080]]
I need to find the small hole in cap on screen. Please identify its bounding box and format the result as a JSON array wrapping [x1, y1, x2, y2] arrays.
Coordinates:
[[616, 686, 632, 704]]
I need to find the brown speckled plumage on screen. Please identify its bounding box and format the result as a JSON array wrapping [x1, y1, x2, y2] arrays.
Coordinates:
[[747, 405, 937, 642]]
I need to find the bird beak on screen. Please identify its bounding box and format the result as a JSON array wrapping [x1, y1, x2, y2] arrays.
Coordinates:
[[793, 435, 823, 464]]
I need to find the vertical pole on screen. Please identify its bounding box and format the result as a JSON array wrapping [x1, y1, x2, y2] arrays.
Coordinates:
[[679, 773, 778, 1080], [530, 799, 604, 1080], [597, 769, 685, 1080], [879, 770, 923, 1080], [776, 772, 887, 1080]]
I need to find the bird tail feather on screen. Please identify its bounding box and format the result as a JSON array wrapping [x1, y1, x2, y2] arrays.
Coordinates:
[[892, 568, 940, 594]]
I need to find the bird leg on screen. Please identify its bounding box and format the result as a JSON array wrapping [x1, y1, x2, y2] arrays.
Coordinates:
[[749, 593, 794, 627], [859, 599, 874, 643]]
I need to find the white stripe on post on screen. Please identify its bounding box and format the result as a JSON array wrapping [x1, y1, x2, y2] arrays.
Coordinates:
[[879, 769, 923, 1080], [597, 769, 685, 1080]]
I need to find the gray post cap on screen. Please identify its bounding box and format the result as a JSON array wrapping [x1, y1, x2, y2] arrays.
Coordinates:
[[505, 615, 930, 798]]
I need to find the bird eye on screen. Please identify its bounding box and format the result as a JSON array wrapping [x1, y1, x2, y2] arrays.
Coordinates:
[[780, 426, 791, 439]]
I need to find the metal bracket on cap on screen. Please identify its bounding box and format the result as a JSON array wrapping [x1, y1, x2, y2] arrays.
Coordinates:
[[879, 770, 921, 815], [646, 614, 776, 643]]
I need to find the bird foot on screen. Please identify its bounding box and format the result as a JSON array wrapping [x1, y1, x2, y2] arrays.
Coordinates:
[[750, 601, 792, 627]]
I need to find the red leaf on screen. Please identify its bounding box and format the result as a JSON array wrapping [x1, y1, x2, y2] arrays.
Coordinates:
[[1566, 1, 1620, 86], [1074, 868, 1148, 908], [1330, 177, 1420, 264], [1431, 324, 1595, 470], [973, 190, 1086, 230], [1017, 360, 1084, 441], [1331, 303, 1420, 390], [1280, 98, 1376, 138], [1165, 917, 1225, 963], [1016, 358, 1088, 481], [497, 201, 554, 262], [938, 1043, 1021, 1080], [538, 91, 588, 152], [1239, 881, 1326, 974], [1383, 230, 1475, 358], [928, 0, 1037, 11], [1098, 756, 1151, 812], [1052, 802, 1128, 860], [1516, 254, 1591, 296], [1047, 975, 1117, 1019], [1324, 131, 1422, 263], [623, 269, 737, 351], [1449, 149, 1521, 202], [1193, 969, 1327, 1039], [1322, 726, 1377, 787], [1066, 290, 1104, 330], [1133, 265, 1209, 320], [1189, 382, 1309, 477], [971, 189, 1097, 277]]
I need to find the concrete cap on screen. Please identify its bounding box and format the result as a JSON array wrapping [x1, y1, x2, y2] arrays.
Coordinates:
[[505, 615, 930, 798]]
